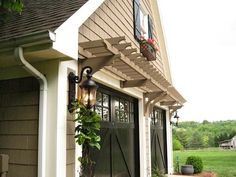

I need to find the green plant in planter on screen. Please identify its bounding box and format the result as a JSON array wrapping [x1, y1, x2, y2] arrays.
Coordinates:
[[73, 101, 101, 177], [185, 156, 203, 174]]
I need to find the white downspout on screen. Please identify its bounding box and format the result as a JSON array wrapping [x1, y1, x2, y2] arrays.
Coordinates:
[[14, 47, 47, 177]]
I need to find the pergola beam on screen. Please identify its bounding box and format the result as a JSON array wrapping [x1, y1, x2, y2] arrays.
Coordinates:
[[160, 101, 176, 106], [120, 79, 150, 88]]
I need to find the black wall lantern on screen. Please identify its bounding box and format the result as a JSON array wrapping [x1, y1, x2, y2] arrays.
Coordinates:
[[68, 66, 98, 112], [171, 111, 180, 126]]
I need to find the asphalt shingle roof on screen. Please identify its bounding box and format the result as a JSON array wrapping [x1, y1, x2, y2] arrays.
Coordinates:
[[0, 0, 88, 41]]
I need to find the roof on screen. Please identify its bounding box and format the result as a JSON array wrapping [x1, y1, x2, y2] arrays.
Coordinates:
[[219, 135, 236, 144], [0, 0, 88, 41]]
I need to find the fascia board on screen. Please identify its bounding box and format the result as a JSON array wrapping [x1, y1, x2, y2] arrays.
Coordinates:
[[53, 0, 106, 59]]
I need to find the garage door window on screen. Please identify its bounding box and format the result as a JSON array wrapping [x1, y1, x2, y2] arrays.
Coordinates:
[[94, 91, 110, 121], [114, 97, 134, 123]]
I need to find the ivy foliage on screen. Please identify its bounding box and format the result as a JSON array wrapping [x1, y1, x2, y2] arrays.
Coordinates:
[[74, 101, 101, 150], [73, 101, 101, 177]]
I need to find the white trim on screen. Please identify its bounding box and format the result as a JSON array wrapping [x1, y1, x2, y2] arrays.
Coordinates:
[[138, 99, 147, 177], [53, 0, 105, 59], [146, 117, 152, 177], [56, 60, 78, 177], [166, 110, 173, 174]]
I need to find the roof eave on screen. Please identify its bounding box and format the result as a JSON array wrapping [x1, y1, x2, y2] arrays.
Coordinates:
[[0, 30, 55, 55]]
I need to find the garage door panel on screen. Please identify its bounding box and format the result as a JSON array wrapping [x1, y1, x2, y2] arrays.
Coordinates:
[[150, 108, 167, 173], [90, 85, 139, 177], [91, 129, 111, 177], [113, 133, 131, 177], [115, 128, 135, 177]]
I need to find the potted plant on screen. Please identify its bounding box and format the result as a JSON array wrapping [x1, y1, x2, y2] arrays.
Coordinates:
[[139, 36, 157, 61]]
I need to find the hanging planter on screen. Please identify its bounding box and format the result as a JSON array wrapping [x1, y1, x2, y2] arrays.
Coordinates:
[[139, 37, 157, 61]]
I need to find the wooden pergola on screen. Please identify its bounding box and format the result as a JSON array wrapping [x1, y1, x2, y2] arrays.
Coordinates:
[[78, 36, 186, 116]]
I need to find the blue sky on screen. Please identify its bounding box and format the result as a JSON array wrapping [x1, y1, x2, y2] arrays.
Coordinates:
[[158, 0, 236, 122]]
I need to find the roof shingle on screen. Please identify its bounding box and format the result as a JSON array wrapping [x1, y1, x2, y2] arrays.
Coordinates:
[[0, 0, 88, 41]]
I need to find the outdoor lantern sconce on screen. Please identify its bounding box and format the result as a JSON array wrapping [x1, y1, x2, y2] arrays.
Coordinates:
[[68, 66, 98, 112], [171, 111, 180, 126]]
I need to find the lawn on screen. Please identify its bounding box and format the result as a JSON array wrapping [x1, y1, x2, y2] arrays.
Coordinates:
[[174, 148, 236, 177]]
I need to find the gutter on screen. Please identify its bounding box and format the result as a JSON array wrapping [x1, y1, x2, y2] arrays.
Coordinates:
[[0, 30, 55, 56], [14, 47, 47, 177]]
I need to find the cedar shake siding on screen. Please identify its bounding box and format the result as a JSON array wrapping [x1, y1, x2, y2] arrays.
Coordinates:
[[79, 0, 165, 74], [0, 0, 89, 41], [66, 112, 76, 177], [0, 77, 39, 177]]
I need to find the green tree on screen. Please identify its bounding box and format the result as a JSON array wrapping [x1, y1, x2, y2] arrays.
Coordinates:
[[173, 138, 183, 150], [174, 128, 189, 148], [202, 120, 210, 124], [0, 0, 23, 13], [0, 0, 23, 23], [188, 131, 203, 148]]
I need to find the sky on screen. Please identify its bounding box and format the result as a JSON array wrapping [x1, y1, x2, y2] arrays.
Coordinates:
[[157, 0, 236, 122]]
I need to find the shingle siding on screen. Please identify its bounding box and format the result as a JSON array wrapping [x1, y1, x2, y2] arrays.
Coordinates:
[[0, 77, 39, 177]]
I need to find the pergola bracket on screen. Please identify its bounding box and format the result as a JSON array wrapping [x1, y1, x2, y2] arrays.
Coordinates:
[[80, 54, 120, 74]]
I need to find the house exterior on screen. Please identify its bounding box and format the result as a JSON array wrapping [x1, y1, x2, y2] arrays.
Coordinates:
[[0, 0, 185, 177], [219, 136, 236, 149]]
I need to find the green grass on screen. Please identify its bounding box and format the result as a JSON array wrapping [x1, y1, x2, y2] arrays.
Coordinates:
[[174, 148, 236, 177]]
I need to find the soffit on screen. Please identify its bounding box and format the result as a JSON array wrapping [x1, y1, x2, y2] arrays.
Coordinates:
[[79, 36, 185, 105]]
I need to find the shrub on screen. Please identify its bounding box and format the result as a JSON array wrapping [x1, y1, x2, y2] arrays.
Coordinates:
[[185, 156, 203, 173]]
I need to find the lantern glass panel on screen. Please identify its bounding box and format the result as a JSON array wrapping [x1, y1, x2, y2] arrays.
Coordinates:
[[80, 87, 97, 108]]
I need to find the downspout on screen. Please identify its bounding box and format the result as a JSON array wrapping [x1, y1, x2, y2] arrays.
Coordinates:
[[14, 47, 47, 177]]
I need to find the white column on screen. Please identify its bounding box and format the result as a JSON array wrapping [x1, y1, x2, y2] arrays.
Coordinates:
[[145, 117, 152, 177], [138, 99, 147, 177], [56, 60, 78, 177], [166, 110, 174, 174]]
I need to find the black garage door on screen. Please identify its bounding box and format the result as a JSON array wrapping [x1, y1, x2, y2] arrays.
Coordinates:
[[88, 85, 140, 177], [150, 107, 167, 173]]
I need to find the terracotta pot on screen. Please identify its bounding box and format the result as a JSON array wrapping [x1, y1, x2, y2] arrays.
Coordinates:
[[181, 165, 194, 175]]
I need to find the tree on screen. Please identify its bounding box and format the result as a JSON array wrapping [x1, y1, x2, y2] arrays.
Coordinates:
[[188, 131, 204, 148], [173, 138, 183, 150], [0, 0, 23, 13], [174, 128, 189, 148], [202, 120, 210, 124], [0, 0, 23, 23]]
